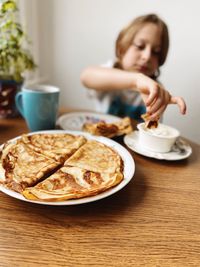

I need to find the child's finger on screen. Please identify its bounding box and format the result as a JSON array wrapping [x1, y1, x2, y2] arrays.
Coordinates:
[[145, 86, 160, 106], [149, 105, 167, 120], [170, 96, 187, 114]]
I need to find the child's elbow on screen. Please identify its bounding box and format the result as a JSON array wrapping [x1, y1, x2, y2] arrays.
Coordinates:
[[80, 70, 87, 85], [80, 68, 90, 87]]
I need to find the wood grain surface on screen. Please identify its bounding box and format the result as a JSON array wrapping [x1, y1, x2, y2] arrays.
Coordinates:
[[0, 114, 200, 267]]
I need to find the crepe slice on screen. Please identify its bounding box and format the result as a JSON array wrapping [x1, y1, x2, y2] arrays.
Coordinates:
[[141, 113, 159, 129], [82, 117, 133, 138], [22, 165, 123, 201], [65, 140, 123, 175], [0, 140, 61, 193], [21, 133, 86, 163]]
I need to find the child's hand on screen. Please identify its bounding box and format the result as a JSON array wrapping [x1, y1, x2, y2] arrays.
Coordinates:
[[135, 73, 186, 120]]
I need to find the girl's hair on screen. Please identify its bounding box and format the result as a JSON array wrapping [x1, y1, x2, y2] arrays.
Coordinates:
[[114, 14, 169, 79]]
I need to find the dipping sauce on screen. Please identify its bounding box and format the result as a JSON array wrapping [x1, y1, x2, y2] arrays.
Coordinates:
[[143, 124, 179, 138]]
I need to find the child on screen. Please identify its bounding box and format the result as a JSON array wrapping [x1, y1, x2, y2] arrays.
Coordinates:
[[80, 13, 186, 122]]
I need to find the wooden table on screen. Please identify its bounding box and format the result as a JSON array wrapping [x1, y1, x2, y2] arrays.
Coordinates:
[[0, 114, 200, 267]]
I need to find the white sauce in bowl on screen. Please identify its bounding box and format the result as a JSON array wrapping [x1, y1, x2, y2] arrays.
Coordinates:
[[143, 124, 179, 138]]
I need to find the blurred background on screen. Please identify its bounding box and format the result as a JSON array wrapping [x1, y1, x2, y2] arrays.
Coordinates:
[[18, 0, 200, 144]]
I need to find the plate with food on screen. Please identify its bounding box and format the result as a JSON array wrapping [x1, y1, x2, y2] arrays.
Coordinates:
[[57, 112, 133, 138], [0, 130, 135, 205], [57, 112, 120, 131]]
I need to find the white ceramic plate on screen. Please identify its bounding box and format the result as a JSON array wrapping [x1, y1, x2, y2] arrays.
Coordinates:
[[124, 131, 192, 161], [56, 112, 120, 131], [0, 130, 135, 205]]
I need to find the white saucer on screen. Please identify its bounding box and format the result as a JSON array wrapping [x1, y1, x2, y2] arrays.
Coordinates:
[[124, 131, 192, 161]]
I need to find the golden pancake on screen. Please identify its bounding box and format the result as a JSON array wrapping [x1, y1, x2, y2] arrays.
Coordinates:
[[0, 140, 60, 193], [23, 165, 123, 201], [21, 133, 86, 163], [141, 113, 159, 129], [0, 133, 124, 201], [82, 117, 133, 138], [65, 140, 123, 174]]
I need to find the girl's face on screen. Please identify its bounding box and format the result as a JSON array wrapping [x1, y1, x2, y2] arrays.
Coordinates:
[[121, 23, 162, 77]]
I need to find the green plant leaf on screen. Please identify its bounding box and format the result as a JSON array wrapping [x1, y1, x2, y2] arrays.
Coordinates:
[[0, 0, 36, 82]]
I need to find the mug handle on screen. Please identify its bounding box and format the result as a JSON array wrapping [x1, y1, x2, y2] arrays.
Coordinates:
[[15, 92, 25, 117]]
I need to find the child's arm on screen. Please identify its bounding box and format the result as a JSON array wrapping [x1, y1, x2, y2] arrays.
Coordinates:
[[81, 66, 137, 91], [81, 66, 186, 119]]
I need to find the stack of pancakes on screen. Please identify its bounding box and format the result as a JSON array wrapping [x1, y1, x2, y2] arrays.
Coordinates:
[[0, 133, 124, 202]]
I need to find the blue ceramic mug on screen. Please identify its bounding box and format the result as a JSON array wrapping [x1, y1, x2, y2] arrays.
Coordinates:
[[15, 84, 60, 131]]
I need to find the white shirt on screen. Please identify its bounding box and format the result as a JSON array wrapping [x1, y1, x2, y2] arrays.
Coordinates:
[[87, 60, 144, 112]]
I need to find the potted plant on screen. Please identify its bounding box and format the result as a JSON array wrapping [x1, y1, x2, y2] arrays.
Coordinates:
[[0, 0, 36, 118]]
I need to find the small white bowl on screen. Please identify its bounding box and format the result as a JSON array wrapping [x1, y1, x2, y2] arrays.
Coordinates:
[[137, 123, 180, 153]]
